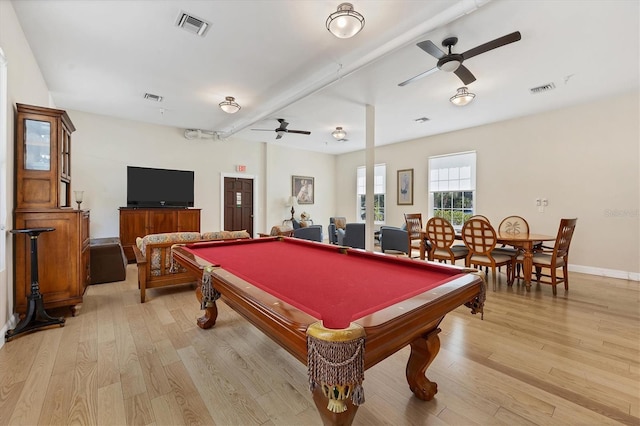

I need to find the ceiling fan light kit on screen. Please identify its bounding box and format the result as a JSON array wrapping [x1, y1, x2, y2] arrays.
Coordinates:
[[219, 96, 241, 114], [326, 3, 365, 39], [398, 31, 521, 87], [332, 126, 347, 140], [450, 87, 476, 106]]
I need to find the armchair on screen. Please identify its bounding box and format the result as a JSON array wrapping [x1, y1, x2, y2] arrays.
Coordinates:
[[293, 225, 323, 242], [328, 216, 347, 244], [337, 223, 365, 249], [379, 226, 409, 255]]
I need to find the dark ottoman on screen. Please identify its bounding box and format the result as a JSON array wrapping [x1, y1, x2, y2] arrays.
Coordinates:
[[90, 237, 127, 284]]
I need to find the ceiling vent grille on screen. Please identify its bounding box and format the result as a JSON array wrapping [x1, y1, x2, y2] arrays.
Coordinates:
[[176, 11, 210, 36], [144, 93, 163, 102], [530, 82, 556, 94]]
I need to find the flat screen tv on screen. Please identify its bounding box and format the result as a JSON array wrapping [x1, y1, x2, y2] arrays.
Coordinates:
[[127, 166, 194, 208]]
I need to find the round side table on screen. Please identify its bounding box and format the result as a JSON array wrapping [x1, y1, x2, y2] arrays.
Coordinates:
[[6, 227, 65, 341]]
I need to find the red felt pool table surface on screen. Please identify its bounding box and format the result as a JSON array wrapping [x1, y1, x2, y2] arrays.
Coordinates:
[[181, 237, 465, 328]]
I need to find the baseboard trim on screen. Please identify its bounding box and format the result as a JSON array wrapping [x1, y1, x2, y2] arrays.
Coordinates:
[[569, 264, 639, 282], [0, 314, 18, 350]]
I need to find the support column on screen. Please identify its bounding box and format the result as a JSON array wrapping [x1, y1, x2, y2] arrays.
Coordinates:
[[365, 104, 375, 251]]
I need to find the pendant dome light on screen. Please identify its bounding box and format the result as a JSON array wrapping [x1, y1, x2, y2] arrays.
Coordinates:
[[326, 3, 365, 39], [332, 126, 347, 140], [219, 96, 241, 113], [449, 87, 476, 106]]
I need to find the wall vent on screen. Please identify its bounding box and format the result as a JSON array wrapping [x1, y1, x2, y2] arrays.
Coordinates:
[[144, 93, 163, 102], [530, 82, 556, 94], [176, 11, 210, 36]]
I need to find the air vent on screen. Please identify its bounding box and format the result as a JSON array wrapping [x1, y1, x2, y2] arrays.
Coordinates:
[[414, 117, 430, 123], [176, 11, 210, 36], [144, 93, 163, 102], [530, 82, 556, 94]]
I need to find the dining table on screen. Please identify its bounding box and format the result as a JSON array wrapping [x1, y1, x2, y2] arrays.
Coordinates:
[[420, 231, 557, 290]]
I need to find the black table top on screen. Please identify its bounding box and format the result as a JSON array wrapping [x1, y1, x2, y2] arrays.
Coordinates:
[[10, 227, 55, 235]]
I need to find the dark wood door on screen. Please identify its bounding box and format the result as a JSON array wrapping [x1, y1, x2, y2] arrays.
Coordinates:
[[224, 177, 253, 235]]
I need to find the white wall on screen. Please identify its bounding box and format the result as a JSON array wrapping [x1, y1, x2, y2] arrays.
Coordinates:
[[0, 0, 55, 341], [70, 110, 337, 238], [338, 92, 640, 278], [263, 143, 336, 235]]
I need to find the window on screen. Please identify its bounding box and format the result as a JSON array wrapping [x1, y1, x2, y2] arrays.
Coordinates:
[[429, 152, 476, 228], [357, 164, 386, 224]]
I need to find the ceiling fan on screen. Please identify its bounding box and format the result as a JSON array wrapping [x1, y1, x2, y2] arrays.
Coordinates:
[[398, 31, 521, 87], [251, 118, 311, 140]]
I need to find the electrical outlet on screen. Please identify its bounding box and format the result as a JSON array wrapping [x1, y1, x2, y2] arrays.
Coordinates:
[[542, 198, 548, 206], [535, 198, 541, 206]]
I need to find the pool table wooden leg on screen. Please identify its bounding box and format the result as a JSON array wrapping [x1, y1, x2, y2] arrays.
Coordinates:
[[312, 386, 359, 426], [195, 286, 218, 329], [406, 327, 441, 401]]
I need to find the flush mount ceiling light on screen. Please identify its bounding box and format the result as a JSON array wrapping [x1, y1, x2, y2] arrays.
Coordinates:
[[326, 3, 365, 39], [219, 96, 241, 114], [449, 87, 476, 106], [331, 126, 347, 140]]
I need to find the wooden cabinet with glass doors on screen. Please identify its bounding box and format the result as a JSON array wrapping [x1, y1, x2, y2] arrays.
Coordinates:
[[14, 104, 90, 315]]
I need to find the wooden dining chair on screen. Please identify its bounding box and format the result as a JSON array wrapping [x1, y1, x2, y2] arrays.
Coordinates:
[[498, 215, 529, 235], [461, 218, 514, 290], [494, 215, 530, 256], [469, 214, 490, 222], [465, 215, 490, 273], [515, 218, 577, 295], [404, 213, 424, 258], [425, 217, 468, 264]]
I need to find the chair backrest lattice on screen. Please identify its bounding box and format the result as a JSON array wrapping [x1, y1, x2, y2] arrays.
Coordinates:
[[499, 215, 530, 235], [469, 214, 490, 223], [553, 218, 578, 259], [461, 218, 497, 256], [426, 217, 456, 249]]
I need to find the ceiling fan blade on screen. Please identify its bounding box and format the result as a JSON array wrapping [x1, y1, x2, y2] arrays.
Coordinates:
[[277, 119, 289, 130], [286, 130, 311, 135], [398, 66, 439, 86], [275, 132, 283, 140], [454, 65, 476, 85], [251, 128, 274, 131], [417, 40, 446, 59], [461, 31, 521, 61]]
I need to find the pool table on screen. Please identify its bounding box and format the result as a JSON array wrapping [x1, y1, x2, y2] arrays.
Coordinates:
[[172, 237, 485, 426]]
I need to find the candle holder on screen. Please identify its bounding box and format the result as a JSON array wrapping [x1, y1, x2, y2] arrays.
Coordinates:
[[74, 191, 84, 210]]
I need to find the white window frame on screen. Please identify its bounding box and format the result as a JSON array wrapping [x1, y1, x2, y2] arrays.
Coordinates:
[[356, 163, 386, 224], [428, 151, 476, 229]]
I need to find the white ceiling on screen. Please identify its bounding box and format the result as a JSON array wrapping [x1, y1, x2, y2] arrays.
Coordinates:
[[12, 0, 640, 155]]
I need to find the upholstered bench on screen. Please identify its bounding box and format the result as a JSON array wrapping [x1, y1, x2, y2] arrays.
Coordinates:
[[134, 230, 251, 302], [89, 237, 127, 284]]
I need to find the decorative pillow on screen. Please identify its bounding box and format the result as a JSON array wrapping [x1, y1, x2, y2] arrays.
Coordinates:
[[139, 232, 202, 256], [269, 225, 293, 236], [333, 217, 346, 230]]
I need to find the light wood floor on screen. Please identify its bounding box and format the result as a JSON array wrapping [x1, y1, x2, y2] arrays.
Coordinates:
[[0, 263, 638, 426]]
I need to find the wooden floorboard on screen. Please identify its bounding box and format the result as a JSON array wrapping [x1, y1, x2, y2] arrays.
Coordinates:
[[0, 262, 638, 426]]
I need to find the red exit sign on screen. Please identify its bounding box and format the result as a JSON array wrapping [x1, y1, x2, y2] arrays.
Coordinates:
[[236, 165, 246, 172]]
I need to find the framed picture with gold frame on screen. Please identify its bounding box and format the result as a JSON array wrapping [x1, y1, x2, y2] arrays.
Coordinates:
[[397, 169, 413, 205]]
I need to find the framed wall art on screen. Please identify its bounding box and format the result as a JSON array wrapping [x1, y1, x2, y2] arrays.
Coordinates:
[[292, 175, 314, 204], [397, 169, 413, 205]]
